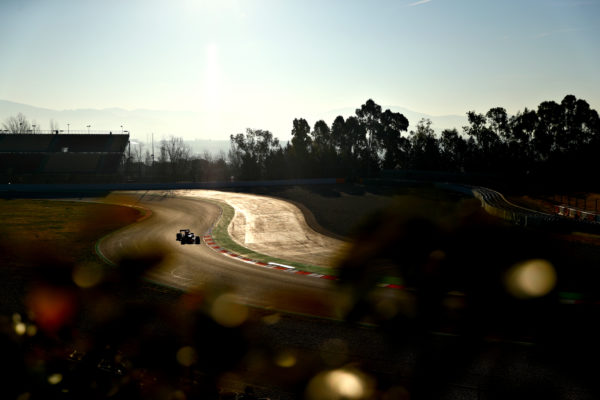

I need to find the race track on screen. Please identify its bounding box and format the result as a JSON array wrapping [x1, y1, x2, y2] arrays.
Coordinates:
[[96, 190, 354, 318], [85, 188, 596, 398]]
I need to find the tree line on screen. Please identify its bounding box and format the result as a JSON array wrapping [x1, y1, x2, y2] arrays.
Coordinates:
[[227, 95, 600, 186], [3, 95, 599, 186]]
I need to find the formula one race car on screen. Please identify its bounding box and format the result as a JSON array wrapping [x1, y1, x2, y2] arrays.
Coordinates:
[[176, 229, 201, 245]]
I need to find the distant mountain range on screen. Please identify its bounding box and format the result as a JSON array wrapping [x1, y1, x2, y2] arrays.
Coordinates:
[[0, 99, 467, 156], [0, 99, 200, 138]]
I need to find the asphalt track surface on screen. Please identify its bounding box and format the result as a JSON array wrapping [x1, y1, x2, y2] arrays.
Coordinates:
[[97, 190, 355, 319]]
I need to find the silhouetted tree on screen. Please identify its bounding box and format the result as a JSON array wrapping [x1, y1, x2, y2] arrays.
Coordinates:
[[355, 99, 383, 175], [264, 147, 288, 179], [311, 120, 332, 149], [330, 115, 354, 176], [159, 136, 192, 180], [463, 111, 503, 172], [409, 119, 440, 170], [346, 115, 369, 174], [533, 100, 562, 162], [229, 129, 280, 180], [331, 116, 350, 156], [439, 128, 467, 172], [224, 95, 599, 185], [379, 109, 410, 169], [290, 118, 312, 152], [311, 120, 338, 177], [287, 118, 313, 178], [486, 107, 510, 143]]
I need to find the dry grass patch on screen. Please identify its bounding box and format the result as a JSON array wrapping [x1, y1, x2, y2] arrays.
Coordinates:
[[0, 199, 141, 267]]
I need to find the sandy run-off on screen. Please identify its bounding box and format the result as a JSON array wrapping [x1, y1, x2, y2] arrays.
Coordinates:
[[174, 190, 347, 268]]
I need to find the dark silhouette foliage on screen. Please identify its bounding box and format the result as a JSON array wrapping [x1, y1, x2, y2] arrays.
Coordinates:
[[225, 95, 598, 189]]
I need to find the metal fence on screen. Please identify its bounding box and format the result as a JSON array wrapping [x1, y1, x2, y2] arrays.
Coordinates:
[[0, 129, 129, 135]]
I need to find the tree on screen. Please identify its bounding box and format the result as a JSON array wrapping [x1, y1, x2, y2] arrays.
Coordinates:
[[409, 119, 440, 170], [509, 108, 537, 146], [533, 100, 561, 162], [463, 111, 502, 171], [290, 118, 312, 152], [311, 120, 332, 150], [355, 99, 382, 154], [159, 136, 192, 180], [506, 108, 538, 175], [131, 141, 146, 167], [311, 120, 338, 177], [2, 113, 31, 133], [486, 107, 510, 143], [379, 109, 409, 169], [329, 115, 368, 176], [229, 128, 280, 180], [288, 118, 313, 178], [355, 99, 383, 173], [439, 128, 467, 172], [345, 116, 368, 161], [559, 95, 598, 153], [331, 116, 350, 155]]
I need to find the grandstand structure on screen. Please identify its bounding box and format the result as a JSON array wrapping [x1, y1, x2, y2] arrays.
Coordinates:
[[0, 133, 129, 183]]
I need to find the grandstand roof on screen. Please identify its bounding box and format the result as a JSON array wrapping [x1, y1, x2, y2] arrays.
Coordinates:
[[0, 133, 129, 153], [0, 133, 129, 180]]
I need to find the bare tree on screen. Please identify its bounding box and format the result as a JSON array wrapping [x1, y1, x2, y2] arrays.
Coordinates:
[[160, 136, 191, 164], [144, 149, 153, 166], [159, 136, 192, 180], [2, 113, 31, 133], [132, 141, 145, 164]]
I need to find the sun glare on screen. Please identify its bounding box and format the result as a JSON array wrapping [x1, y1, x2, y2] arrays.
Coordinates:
[[203, 43, 220, 109]]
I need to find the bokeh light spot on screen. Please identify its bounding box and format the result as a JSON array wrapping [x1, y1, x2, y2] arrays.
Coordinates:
[[26, 286, 77, 333], [26, 324, 38, 337], [210, 293, 248, 327], [275, 350, 297, 368], [176, 346, 198, 367], [306, 368, 372, 400], [14, 322, 26, 336], [506, 259, 557, 298], [72, 263, 104, 288], [47, 373, 63, 385]]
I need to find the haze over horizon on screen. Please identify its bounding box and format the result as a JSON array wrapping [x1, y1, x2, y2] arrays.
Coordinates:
[[1, 0, 599, 141]]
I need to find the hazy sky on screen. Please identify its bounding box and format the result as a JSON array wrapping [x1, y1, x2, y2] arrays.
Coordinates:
[[1, 0, 599, 140]]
